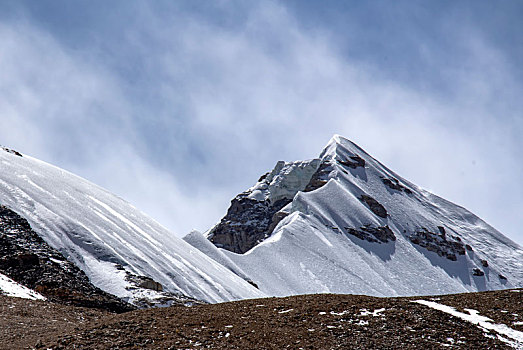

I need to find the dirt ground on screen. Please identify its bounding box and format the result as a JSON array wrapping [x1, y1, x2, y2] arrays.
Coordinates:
[[0, 296, 107, 349], [1, 289, 522, 349]]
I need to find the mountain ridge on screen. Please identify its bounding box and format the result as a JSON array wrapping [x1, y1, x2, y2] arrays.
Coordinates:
[[0, 147, 264, 305], [192, 135, 523, 298], [1, 135, 521, 307]]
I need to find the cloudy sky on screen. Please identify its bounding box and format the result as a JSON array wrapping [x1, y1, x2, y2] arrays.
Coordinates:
[[0, 1, 522, 244]]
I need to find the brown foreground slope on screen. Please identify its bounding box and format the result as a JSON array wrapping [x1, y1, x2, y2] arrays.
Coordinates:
[[1, 289, 522, 349]]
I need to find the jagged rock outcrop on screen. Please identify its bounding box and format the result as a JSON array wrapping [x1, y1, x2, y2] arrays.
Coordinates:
[[359, 194, 388, 218], [208, 195, 292, 253], [336, 154, 365, 169], [208, 159, 325, 253], [303, 160, 332, 192], [408, 227, 466, 261], [0, 205, 134, 312], [346, 225, 396, 243], [473, 268, 485, 276], [1, 146, 22, 157], [381, 176, 412, 194]]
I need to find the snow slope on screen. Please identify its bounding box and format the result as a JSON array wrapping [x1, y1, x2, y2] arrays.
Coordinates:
[[195, 135, 523, 298], [0, 149, 264, 304], [0, 272, 45, 300]]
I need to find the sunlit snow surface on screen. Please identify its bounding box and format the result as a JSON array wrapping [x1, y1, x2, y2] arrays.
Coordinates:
[[414, 299, 523, 349], [197, 135, 523, 298], [0, 272, 45, 300], [0, 151, 264, 304]]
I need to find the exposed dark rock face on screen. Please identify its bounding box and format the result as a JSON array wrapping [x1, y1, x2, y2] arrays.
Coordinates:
[[381, 176, 412, 194], [1, 146, 22, 157], [267, 211, 290, 235], [481, 260, 489, 268], [208, 196, 291, 254], [359, 194, 388, 218], [336, 154, 365, 169], [473, 268, 485, 277], [0, 205, 134, 313], [125, 274, 163, 292], [345, 225, 396, 244], [209, 160, 335, 254], [409, 227, 466, 261], [303, 160, 332, 193]]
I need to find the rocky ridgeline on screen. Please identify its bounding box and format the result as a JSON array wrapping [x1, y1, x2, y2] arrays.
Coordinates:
[[1, 146, 22, 157], [0, 205, 134, 312]]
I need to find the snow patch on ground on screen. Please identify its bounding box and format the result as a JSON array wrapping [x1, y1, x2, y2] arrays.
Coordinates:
[[359, 308, 386, 317], [0, 273, 45, 301], [414, 299, 523, 349]]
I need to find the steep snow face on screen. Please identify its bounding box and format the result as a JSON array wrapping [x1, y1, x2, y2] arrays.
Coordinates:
[[205, 135, 523, 298], [183, 231, 255, 286], [0, 149, 264, 304]]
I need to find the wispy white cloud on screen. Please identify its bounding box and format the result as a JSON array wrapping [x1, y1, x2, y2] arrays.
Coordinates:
[[0, 1, 521, 243]]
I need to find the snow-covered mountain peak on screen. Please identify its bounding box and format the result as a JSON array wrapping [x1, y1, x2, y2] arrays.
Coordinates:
[[320, 134, 366, 160], [2, 136, 522, 307], [199, 135, 523, 299]]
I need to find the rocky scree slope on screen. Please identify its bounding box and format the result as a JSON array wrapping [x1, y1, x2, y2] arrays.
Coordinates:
[[0, 204, 133, 312], [194, 135, 523, 298]]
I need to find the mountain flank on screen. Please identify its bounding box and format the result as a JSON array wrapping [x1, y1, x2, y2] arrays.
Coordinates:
[[0, 205, 133, 312], [196, 135, 523, 299], [0, 146, 263, 306]]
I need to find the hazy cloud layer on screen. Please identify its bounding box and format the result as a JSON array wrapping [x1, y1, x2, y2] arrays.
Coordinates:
[[0, 1, 521, 244]]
